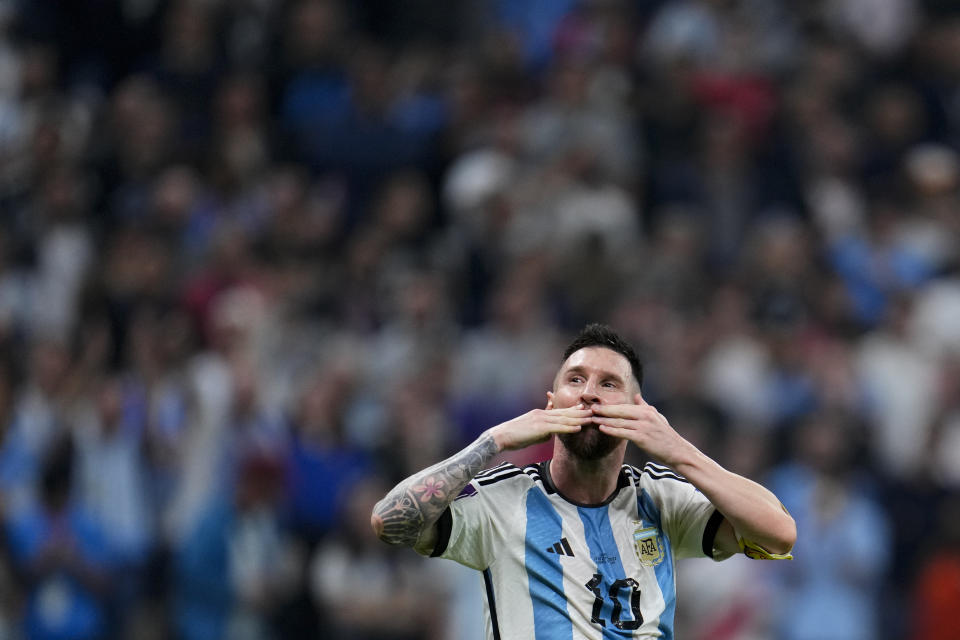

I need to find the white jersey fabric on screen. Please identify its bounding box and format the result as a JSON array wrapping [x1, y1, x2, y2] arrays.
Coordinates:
[[427, 460, 731, 640]]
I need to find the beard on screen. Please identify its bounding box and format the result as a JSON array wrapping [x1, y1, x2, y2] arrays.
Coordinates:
[[558, 422, 621, 461]]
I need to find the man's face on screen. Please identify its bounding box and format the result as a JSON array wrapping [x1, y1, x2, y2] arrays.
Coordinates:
[[550, 346, 637, 460]]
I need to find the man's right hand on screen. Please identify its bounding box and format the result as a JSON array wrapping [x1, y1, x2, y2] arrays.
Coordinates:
[[489, 405, 592, 451]]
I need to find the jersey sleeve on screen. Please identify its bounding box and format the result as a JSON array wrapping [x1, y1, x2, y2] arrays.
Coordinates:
[[641, 464, 734, 561], [422, 478, 503, 571]]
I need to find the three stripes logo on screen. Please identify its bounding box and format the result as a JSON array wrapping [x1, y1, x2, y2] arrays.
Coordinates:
[[546, 537, 575, 557]]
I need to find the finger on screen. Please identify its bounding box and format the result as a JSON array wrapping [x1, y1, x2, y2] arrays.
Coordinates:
[[550, 406, 593, 417], [593, 417, 640, 430], [547, 415, 594, 426], [545, 391, 554, 410], [635, 392, 647, 406], [550, 423, 582, 433], [597, 424, 632, 439], [590, 403, 642, 419]]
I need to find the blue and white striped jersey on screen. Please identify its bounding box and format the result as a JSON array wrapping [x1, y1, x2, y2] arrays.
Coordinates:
[[427, 460, 731, 640]]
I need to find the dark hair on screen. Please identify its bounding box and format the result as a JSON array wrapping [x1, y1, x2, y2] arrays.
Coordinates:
[[562, 323, 643, 388]]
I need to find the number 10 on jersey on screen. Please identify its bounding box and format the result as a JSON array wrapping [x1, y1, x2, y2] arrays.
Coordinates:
[[585, 574, 643, 630]]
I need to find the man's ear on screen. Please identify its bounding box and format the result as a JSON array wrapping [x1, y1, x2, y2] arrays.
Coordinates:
[[546, 391, 554, 409]]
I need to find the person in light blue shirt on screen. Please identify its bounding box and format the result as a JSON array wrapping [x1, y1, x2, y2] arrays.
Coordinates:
[[766, 411, 890, 640], [5, 437, 113, 640]]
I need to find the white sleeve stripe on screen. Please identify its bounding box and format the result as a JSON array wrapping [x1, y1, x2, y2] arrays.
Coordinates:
[[475, 462, 514, 479], [646, 470, 690, 484], [522, 465, 543, 481], [476, 469, 525, 486], [644, 462, 678, 474], [476, 467, 518, 481], [644, 463, 690, 484]]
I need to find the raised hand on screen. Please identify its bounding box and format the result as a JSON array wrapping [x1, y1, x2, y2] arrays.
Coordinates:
[[490, 405, 593, 452], [590, 394, 696, 468], [372, 404, 590, 551], [593, 394, 796, 556]]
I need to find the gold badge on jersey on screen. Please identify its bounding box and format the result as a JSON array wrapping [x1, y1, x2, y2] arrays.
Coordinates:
[[633, 525, 665, 566]]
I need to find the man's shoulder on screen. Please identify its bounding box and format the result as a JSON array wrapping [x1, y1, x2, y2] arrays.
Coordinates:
[[624, 462, 693, 493], [473, 461, 544, 490], [452, 460, 542, 514]]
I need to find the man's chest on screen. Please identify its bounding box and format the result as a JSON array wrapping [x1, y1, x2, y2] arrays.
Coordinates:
[[491, 492, 676, 636]]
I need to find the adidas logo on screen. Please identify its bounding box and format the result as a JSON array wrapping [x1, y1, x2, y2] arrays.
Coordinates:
[[546, 537, 575, 557]]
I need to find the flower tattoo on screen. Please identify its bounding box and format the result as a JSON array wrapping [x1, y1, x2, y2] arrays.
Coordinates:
[[372, 432, 498, 547], [414, 477, 446, 501]]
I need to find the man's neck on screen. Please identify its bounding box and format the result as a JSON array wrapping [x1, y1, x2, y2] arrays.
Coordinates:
[[548, 443, 626, 505]]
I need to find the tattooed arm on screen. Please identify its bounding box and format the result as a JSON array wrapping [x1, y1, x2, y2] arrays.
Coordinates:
[[371, 431, 499, 553], [371, 405, 593, 554]]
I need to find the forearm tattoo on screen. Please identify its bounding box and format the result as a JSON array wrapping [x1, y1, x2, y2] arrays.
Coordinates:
[[373, 432, 499, 547]]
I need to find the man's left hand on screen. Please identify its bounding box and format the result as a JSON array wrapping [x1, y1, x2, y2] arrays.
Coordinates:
[[590, 394, 696, 468]]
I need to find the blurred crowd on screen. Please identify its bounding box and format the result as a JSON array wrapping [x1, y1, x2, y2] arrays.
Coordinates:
[[0, 0, 960, 639]]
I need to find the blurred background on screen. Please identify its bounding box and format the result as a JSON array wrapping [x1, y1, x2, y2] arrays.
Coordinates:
[[0, 0, 959, 639]]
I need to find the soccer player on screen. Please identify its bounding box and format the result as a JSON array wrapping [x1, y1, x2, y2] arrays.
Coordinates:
[[371, 323, 796, 639]]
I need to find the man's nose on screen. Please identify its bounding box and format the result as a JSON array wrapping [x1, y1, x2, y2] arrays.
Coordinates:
[[580, 380, 601, 405]]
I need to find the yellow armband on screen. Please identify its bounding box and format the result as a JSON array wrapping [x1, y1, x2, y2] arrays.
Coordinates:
[[738, 537, 793, 560]]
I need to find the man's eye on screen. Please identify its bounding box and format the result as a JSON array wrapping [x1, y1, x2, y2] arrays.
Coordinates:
[[570, 376, 583, 383], [602, 382, 617, 389]]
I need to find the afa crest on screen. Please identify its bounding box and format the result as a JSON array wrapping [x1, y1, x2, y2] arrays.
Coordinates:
[[632, 525, 665, 566]]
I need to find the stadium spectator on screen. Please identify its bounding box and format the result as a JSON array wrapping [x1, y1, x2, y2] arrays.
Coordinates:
[[766, 410, 891, 640], [312, 477, 448, 640], [284, 366, 372, 544], [172, 451, 298, 640], [0, 339, 70, 516], [4, 437, 114, 640], [70, 374, 155, 632]]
